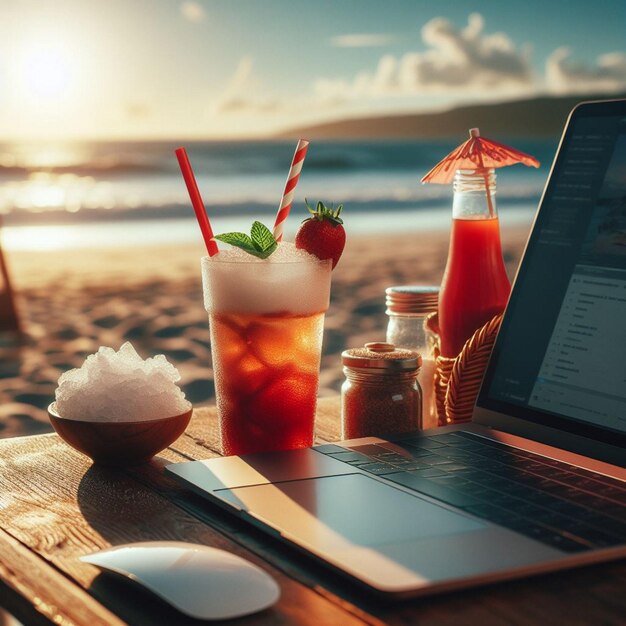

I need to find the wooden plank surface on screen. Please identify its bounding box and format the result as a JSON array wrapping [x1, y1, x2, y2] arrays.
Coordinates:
[[0, 526, 127, 626], [0, 426, 369, 626], [0, 398, 625, 626]]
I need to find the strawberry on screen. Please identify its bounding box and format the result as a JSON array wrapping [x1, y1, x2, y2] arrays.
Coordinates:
[[295, 201, 346, 269]]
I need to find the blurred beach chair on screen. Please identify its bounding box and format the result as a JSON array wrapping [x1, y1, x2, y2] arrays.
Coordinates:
[[0, 217, 21, 337]]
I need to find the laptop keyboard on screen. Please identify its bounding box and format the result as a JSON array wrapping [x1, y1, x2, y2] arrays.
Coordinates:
[[315, 431, 626, 553]]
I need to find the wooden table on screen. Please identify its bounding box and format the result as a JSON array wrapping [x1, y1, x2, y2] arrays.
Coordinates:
[[1, 398, 625, 626]]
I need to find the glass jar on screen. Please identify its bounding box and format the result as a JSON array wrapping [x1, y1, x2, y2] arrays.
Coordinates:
[[341, 342, 422, 439], [385, 286, 439, 429]]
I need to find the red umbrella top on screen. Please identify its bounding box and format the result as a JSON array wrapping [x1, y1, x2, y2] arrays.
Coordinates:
[[421, 128, 540, 185]]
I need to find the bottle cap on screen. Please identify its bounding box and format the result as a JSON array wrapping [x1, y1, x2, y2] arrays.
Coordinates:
[[342, 342, 422, 371], [385, 286, 439, 316]]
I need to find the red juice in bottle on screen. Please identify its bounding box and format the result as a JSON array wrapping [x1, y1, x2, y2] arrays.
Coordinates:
[[438, 169, 511, 357]]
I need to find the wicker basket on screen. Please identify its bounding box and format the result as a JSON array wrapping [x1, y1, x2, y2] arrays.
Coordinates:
[[425, 312, 502, 426]]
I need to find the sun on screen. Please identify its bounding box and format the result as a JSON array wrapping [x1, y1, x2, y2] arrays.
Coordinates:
[[17, 40, 76, 102], [5, 32, 89, 137]]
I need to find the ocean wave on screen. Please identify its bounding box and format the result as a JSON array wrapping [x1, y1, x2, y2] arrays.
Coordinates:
[[0, 138, 556, 181], [0, 159, 167, 178], [0, 139, 549, 222], [2, 192, 542, 227]]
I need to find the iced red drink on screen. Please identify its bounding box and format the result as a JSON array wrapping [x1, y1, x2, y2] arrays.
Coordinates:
[[201, 244, 332, 455]]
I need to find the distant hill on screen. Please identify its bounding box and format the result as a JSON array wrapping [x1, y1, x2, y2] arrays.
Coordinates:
[[277, 93, 626, 140]]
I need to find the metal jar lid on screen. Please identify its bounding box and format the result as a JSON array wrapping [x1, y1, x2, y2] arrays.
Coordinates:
[[341, 342, 422, 371], [385, 285, 439, 315]]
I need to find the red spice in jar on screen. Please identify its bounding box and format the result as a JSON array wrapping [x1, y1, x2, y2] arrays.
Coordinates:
[[341, 342, 422, 439]]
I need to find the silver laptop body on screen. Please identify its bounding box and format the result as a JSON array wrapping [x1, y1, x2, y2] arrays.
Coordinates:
[[167, 100, 626, 599]]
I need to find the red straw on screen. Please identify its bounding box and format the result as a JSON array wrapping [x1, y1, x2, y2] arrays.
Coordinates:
[[272, 139, 309, 242], [175, 147, 219, 257]]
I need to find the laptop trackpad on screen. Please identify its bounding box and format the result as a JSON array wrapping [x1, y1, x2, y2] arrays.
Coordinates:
[[215, 473, 484, 549]]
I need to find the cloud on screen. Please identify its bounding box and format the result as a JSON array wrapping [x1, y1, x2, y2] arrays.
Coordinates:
[[214, 57, 283, 114], [213, 57, 343, 124], [330, 34, 398, 48], [211, 13, 626, 124], [546, 48, 626, 94], [315, 14, 532, 101], [126, 103, 150, 119], [181, 2, 206, 23], [218, 97, 281, 114], [226, 56, 253, 93]]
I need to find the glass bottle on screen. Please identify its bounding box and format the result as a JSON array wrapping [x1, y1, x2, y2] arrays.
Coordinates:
[[385, 286, 439, 429], [341, 342, 422, 439], [438, 168, 511, 358]]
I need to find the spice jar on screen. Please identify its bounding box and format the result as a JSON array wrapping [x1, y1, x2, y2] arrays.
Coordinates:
[[341, 342, 422, 439], [385, 286, 439, 429]]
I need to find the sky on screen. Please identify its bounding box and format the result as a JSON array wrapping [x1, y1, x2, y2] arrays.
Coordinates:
[[1, 0, 625, 140]]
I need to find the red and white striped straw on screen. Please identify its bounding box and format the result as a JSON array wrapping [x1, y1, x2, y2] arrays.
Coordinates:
[[272, 139, 309, 242]]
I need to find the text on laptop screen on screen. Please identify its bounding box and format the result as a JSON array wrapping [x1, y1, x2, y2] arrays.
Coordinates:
[[481, 104, 626, 437]]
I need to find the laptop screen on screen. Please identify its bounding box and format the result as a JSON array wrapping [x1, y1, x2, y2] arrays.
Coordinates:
[[478, 99, 626, 447]]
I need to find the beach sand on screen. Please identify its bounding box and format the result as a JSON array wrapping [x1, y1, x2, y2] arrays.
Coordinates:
[[0, 224, 529, 439]]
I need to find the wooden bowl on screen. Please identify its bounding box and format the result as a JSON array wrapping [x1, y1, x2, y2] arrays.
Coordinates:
[[48, 402, 192, 467]]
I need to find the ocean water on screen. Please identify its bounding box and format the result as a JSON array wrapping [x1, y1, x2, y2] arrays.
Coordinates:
[[0, 139, 558, 250]]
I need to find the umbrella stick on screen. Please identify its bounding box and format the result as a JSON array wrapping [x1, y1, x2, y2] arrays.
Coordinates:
[[477, 154, 494, 218], [483, 173, 494, 218]]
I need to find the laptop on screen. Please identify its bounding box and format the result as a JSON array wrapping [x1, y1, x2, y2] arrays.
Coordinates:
[[166, 99, 626, 598]]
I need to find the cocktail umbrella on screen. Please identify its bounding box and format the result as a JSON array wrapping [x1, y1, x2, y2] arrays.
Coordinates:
[[421, 128, 540, 216]]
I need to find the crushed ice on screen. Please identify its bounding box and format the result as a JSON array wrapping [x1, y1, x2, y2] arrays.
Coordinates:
[[216, 241, 323, 264], [54, 342, 190, 421]]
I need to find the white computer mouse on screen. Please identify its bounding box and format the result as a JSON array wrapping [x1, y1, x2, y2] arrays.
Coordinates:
[[80, 541, 280, 620]]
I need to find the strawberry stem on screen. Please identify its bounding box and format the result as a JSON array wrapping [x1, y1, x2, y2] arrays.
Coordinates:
[[304, 199, 344, 225]]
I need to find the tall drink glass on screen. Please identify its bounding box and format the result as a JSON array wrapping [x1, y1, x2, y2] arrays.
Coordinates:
[[201, 249, 332, 456]]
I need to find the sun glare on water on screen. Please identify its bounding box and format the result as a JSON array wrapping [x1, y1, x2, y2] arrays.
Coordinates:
[[2, 225, 77, 251]]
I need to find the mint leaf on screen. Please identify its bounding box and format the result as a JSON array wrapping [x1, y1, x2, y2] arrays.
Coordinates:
[[214, 231, 255, 249], [214, 222, 277, 259], [251, 221, 277, 256]]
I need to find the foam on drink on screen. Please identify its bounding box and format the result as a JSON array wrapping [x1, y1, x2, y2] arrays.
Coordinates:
[[201, 242, 331, 315], [55, 342, 190, 421]]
